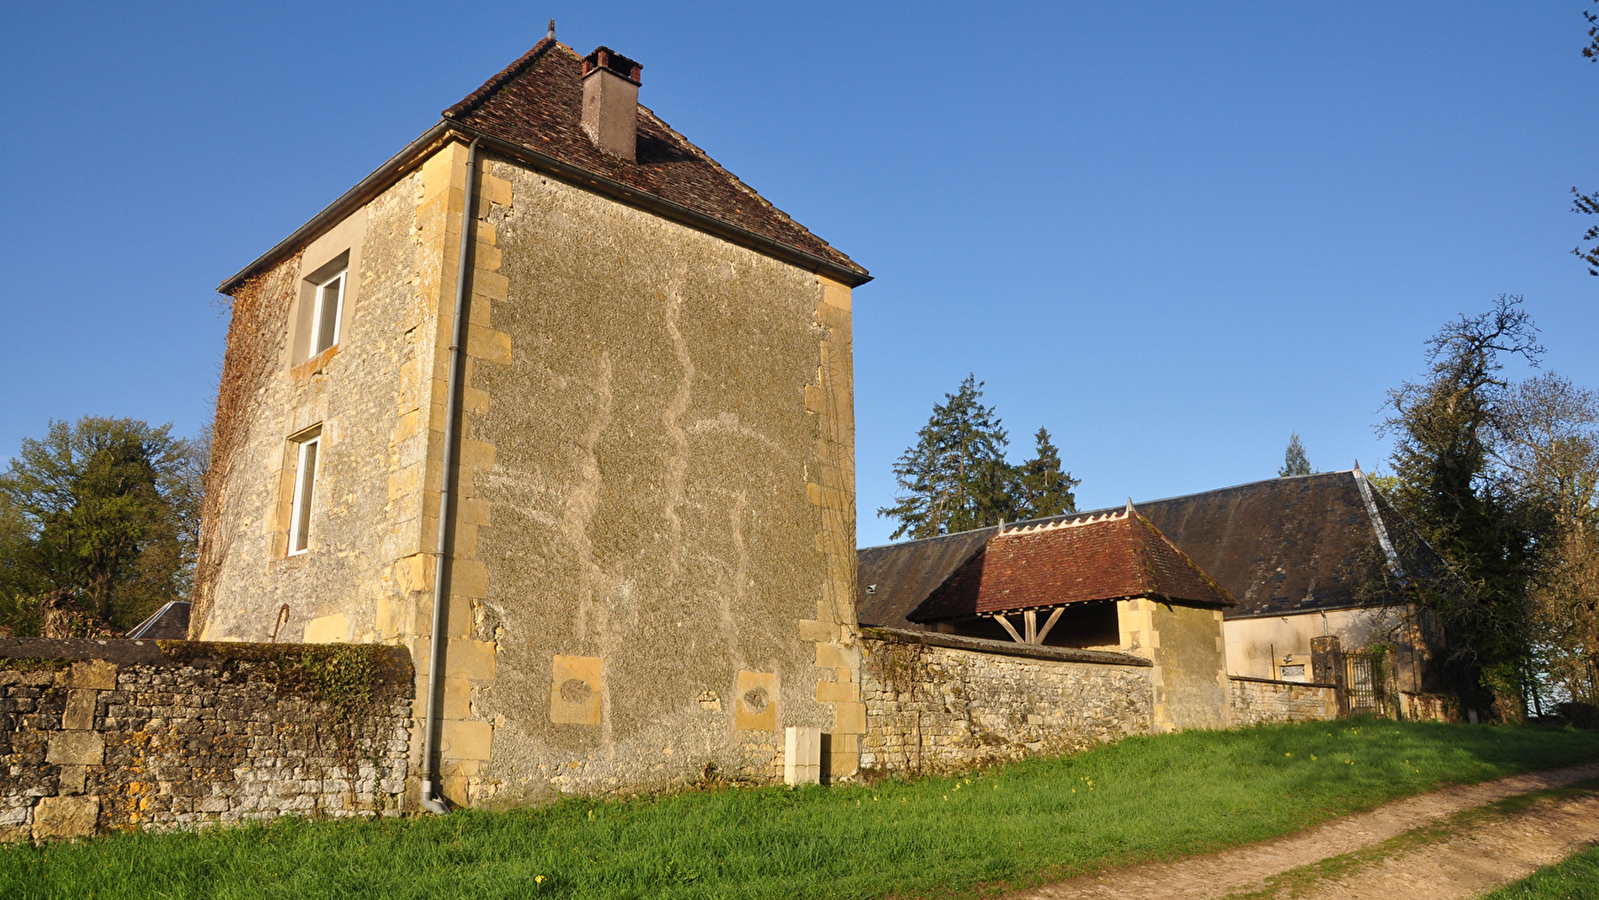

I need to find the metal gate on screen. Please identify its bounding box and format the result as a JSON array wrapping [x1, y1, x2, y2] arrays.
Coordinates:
[[1345, 654, 1381, 716]]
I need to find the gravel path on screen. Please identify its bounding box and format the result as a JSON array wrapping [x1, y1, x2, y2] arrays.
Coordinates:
[[1006, 762, 1599, 900]]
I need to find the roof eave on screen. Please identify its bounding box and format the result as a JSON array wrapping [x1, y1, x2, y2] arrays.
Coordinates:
[[218, 121, 458, 294]]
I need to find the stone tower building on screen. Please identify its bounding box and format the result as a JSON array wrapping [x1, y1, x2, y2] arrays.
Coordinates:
[[197, 36, 870, 807]]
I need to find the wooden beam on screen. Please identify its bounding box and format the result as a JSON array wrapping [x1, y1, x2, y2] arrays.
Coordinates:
[[1024, 610, 1038, 643], [991, 614, 1025, 643], [1035, 607, 1066, 645]]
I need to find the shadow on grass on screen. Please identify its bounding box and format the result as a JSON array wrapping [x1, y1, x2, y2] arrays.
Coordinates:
[[3, 721, 1597, 900]]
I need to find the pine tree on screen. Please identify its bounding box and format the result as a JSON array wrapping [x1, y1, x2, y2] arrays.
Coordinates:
[[877, 375, 1015, 540], [1279, 432, 1313, 477], [1014, 428, 1079, 520]]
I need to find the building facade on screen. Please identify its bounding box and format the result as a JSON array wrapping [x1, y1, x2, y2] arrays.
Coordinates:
[[196, 37, 870, 806]]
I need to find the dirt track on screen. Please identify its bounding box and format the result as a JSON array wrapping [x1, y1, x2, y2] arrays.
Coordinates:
[[1007, 762, 1599, 900]]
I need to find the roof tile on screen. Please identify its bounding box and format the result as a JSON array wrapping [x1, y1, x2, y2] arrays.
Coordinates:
[[444, 40, 865, 278], [907, 508, 1236, 622]]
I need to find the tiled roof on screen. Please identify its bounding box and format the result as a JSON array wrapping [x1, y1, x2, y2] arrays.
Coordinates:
[[859, 470, 1440, 629], [907, 507, 1236, 622], [443, 39, 867, 280]]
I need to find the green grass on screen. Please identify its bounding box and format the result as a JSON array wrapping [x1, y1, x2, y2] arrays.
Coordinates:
[[1483, 844, 1599, 899], [4, 721, 1598, 900]]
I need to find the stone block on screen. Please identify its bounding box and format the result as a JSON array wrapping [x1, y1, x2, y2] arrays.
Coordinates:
[[814, 642, 856, 671], [466, 326, 511, 364], [458, 498, 492, 527], [454, 436, 496, 471], [816, 680, 859, 703], [473, 270, 509, 301], [66, 660, 117, 691], [62, 690, 98, 731], [784, 726, 821, 786], [441, 719, 493, 761], [735, 670, 777, 732], [797, 619, 835, 642], [834, 701, 867, 735], [477, 172, 512, 207], [443, 676, 472, 719], [58, 766, 86, 795], [817, 275, 851, 311], [32, 796, 98, 840], [550, 655, 601, 725], [47, 731, 104, 766], [302, 613, 350, 644], [450, 558, 489, 600], [461, 387, 490, 416], [472, 242, 502, 270], [448, 639, 497, 681]]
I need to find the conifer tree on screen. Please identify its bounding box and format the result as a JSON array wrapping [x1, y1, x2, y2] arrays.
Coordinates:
[[1014, 428, 1080, 520], [1279, 431, 1313, 477], [878, 376, 1015, 540]]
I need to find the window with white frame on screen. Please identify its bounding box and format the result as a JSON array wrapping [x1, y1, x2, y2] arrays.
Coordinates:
[[287, 434, 321, 555], [309, 267, 347, 356]]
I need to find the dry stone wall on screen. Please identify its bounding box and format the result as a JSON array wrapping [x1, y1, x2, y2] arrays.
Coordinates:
[[1227, 675, 1339, 726], [0, 639, 412, 842], [858, 629, 1155, 776]]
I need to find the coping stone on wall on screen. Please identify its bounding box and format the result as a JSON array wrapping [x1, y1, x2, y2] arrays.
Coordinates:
[[1228, 674, 1338, 689], [861, 626, 1153, 667], [0, 638, 167, 665]]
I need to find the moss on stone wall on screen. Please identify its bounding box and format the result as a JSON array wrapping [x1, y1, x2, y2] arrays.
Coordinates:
[[156, 641, 410, 718], [0, 657, 73, 672]]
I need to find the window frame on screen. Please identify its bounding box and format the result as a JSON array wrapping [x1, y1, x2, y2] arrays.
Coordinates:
[[308, 267, 347, 357], [287, 433, 321, 556]]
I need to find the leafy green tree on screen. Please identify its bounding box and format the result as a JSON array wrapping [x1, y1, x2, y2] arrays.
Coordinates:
[[1381, 295, 1547, 714], [1492, 373, 1599, 709], [1279, 432, 1313, 477], [1013, 428, 1079, 520], [0, 417, 203, 635]]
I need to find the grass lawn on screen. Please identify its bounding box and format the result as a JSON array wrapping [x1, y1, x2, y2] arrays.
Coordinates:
[[1483, 844, 1599, 899], [4, 720, 1598, 900]]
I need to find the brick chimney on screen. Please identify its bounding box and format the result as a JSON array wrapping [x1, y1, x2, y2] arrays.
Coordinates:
[[581, 46, 643, 161]]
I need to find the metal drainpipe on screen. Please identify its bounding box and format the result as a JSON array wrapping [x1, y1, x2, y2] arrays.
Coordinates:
[[419, 136, 479, 815]]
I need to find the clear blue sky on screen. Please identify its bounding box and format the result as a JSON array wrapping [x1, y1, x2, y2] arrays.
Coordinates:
[[2, 2, 1594, 548]]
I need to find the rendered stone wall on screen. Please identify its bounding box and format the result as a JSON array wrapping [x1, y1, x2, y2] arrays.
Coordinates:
[[858, 632, 1154, 776], [449, 156, 861, 804], [0, 641, 412, 842], [1227, 675, 1339, 726]]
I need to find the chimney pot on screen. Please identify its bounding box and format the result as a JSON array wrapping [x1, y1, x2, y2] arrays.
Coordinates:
[[581, 46, 643, 161]]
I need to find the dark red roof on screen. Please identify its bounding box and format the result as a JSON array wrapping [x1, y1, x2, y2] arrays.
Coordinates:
[[907, 508, 1236, 622], [443, 39, 866, 280]]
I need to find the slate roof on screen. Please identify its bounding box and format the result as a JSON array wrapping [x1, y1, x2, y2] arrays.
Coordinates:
[[859, 470, 1431, 629], [441, 39, 865, 278], [906, 508, 1236, 622], [126, 601, 191, 640]]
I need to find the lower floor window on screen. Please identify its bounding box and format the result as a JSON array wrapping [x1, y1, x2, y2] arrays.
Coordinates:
[[288, 434, 320, 554]]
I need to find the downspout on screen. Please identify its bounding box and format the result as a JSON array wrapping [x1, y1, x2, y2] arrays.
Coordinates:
[[420, 137, 479, 815]]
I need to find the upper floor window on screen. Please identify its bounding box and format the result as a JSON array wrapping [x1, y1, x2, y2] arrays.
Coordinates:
[[310, 268, 347, 357]]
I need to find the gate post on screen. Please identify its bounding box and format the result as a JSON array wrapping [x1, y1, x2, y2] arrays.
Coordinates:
[[1312, 636, 1349, 718]]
